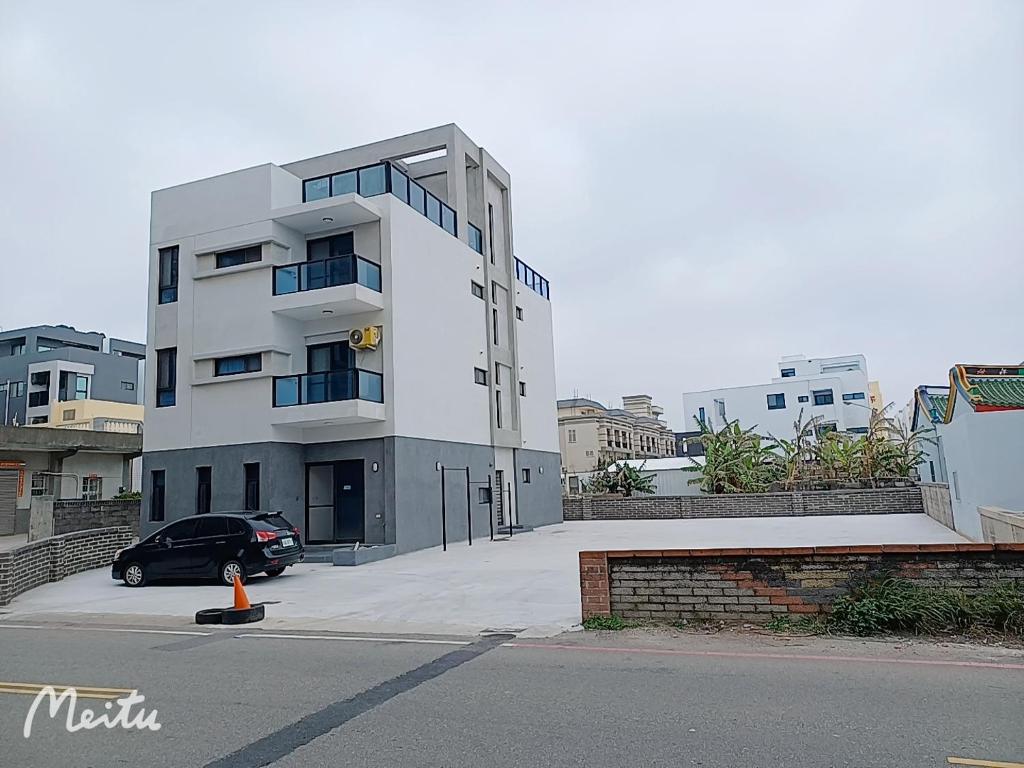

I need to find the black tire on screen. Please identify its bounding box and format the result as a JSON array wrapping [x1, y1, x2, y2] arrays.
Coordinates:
[[219, 560, 247, 587], [123, 562, 146, 588], [221, 604, 265, 625], [195, 608, 225, 625], [264, 567, 286, 577]]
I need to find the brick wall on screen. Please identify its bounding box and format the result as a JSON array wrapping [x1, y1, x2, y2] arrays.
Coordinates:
[[0, 526, 133, 606], [579, 544, 1024, 623], [53, 499, 140, 537], [564, 485, 924, 521]]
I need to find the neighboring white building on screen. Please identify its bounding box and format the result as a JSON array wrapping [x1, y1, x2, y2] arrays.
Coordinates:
[[143, 125, 561, 553], [913, 364, 1024, 541], [682, 355, 873, 439], [910, 384, 950, 483]]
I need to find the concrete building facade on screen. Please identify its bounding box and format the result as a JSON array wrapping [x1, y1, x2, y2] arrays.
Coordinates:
[[0, 326, 144, 428], [558, 395, 675, 493], [142, 125, 561, 552], [682, 354, 873, 439]]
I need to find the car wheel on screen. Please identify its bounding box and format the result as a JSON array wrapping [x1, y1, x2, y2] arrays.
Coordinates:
[[264, 567, 286, 577], [220, 560, 247, 587], [123, 563, 146, 587]]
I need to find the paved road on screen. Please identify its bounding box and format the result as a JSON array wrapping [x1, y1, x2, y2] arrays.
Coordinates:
[[0, 622, 1021, 767]]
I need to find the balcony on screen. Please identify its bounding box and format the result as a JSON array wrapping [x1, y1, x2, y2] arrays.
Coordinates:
[[270, 255, 384, 320], [270, 369, 384, 427]]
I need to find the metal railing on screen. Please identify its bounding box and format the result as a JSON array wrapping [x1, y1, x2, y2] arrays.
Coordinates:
[[272, 369, 384, 407], [273, 254, 382, 296]]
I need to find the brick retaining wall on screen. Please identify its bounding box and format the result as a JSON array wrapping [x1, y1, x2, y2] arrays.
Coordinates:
[[53, 499, 140, 537], [0, 526, 133, 606], [579, 544, 1024, 623], [564, 486, 923, 521]]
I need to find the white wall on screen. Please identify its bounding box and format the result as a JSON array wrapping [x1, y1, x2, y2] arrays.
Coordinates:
[[61, 453, 128, 499], [515, 284, 559, 454]]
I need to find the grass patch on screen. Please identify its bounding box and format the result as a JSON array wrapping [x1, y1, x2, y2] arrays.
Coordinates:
[[763, 615, 827, 634], [582, 615, 630, 630], [827, 579, 1024, 637]]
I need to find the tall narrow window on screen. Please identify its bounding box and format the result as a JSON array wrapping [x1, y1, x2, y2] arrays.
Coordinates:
[[492, 308, 499, 346], [158, 246, 179, 304], [156, 348, 177, 407], [487, 203, 495, 265], [244, 463, 260, 511], [150, 470, 166, 522], [196, 466, 211, 514], [495, 391, 502, 429]]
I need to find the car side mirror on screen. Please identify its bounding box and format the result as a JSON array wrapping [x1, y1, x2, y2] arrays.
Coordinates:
[[160, 536, 173, 548]]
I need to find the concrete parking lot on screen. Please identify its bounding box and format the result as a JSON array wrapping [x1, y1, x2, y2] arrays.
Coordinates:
[[2, 515, 965, 637]]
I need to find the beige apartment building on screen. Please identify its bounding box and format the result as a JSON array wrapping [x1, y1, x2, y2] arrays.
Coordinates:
[[558, 394, 675, 493]]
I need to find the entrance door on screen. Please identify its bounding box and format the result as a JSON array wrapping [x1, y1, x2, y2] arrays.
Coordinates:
[[305, 461, 365, 544]]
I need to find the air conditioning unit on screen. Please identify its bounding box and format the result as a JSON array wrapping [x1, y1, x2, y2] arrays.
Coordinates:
[[349, 326, 381, 350]]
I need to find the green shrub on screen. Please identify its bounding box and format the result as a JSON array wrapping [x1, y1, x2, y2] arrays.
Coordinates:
[[582, 615, 628, 631]]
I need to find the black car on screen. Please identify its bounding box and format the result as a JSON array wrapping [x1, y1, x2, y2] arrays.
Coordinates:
[[112, 512, 304, 587]]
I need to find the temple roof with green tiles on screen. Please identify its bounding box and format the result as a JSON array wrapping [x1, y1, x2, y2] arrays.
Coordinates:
[[944, 364, 1024, 421], [912, 385, 950, 429]]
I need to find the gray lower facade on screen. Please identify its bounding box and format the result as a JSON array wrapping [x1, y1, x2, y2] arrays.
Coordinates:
[[141, 438, 562, 554]]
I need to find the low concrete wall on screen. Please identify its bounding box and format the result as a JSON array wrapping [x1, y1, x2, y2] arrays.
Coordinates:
[[979, 507, 1024, 543], [920, 483, 955, 532], [579, 544, 1024, 623], [565, 486, 924, 521], [53, 499, 140, 537], [0, 526, 133, 606]]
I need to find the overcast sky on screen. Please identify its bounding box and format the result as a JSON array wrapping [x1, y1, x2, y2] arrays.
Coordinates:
[[1, 1, 1020, 429]]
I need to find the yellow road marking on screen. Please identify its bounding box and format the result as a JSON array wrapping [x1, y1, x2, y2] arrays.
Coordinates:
[[0, 682, 134, 700], [948, 758, 1024, 768]]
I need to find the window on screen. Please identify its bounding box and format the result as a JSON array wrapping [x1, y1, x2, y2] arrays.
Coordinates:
[[215, 354, 262, 376], [494, 364, 501, 385], [847, 427, 869, 434], [121, 381, 135, 391], [74, 374, 88, 400], [63, 409, 76, 421], [196, 516, 228, 538], [766, 393, 786, 410], [82, 477, 102, 501], [813, 389, 834, 406], [715, 398, 726, 423], [244, 463, 260, 511], [31, 473, 52, 496], [215, 245, 261, 269], [37, 343, 54, 352], [817, 422, 837, 436], [519, 381, 526, 397], [358, 165, 386, 196], [568, 429, 577, 443], [522, 468, 531, 484], [303, 177, 330, 201], [781, 368, 796, 378], [196, 466, 211, 514], [29, 416, 48, 424], [492, 309, 499, 346], [30, 372, 49, 386], [28, 391, 48, 408], [332, 170, 357, 196], [495, 391, 502, 429], [10, 381, 24, 397], [156, 348, 177, 407], [698, 406, 706, 425], [468, 224, 483, 254], [10, 342, 25, 356], [150, 470, 165, 522], [487, 204, 495, 264], [471, 282, 485, 300], [474, 368, 488, 386], [798, 395, 809, 403], [516, 307, 523, 321], [158, 246, 178, 304], [842, 392, 866, 402]]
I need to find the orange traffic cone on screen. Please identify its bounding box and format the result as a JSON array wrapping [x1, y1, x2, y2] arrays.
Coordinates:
[[232, 575, 251, 610]]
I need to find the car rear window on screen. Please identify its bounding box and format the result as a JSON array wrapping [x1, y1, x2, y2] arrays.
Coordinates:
[[251, 514, 294, 531], [227, 518, 248, 535]]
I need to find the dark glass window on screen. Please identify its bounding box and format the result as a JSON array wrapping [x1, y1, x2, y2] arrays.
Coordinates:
[[441, 204, 456, 236], [304, 177, 330, 202], [244, 463, 260, 511], [330, 171, 357, 196], [519, 381, 526, 397], [163, 518, 199, 540], [307, 232, 354, 260], [158, 246, 178, 304], [781, 368, 796, 377], [156, 348, 176, 407], [495, 391, 502, 429], [215, 353, 262, 376], [196, 466, 211, 515], [409, 182, 426, 215], [492, 308, 499, 345], [842, 392, 866, 401], [698, 406, 706, 424], [308, 341, 353, 373], [150, 470, 165, 522], [813, 389, 835, 406], [471, 282, 485, 300], [389, 166, 409, 204], [216, 245, 261, 269], [474, 368, 487, 386], [358, 165, 386, 196], [468, 224, 483, 254], [487, 204, 495, 264], [425, 193, 441, 225], [522, 468, 531, 484], [767, 393, 786, 410], [196, 516, 228, 537], [28, 391, 48, 408], [516, 307, 523, 321], [798, 395, 809, 403]]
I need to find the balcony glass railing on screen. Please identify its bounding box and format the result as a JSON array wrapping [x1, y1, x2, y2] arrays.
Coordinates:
[[273, 369, 384, 407], [273, 254, 382, 296], [514, 257, 550, 300]]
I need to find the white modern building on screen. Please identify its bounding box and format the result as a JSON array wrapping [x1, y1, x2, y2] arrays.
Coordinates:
[[682, 354, 873, 439], [143, 125, 561, 553]]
